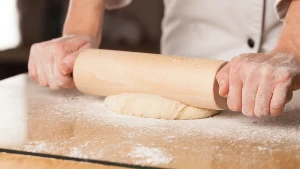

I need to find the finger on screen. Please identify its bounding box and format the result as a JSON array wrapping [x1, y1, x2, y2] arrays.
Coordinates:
[[44, 57, 59, 90], [61, 77, 75, 88], [28, 50, 38, 81], [227, 73, 243, 112], [60, 51, 80, 75], [270, 84, 289, 116], [216, 63, 230, 97], [53, 59, 75, 89], [36, 67, 48, 87], [29, 64, 38, 81], [254, 82, 273, 117], [53, 75, 75, 89], [242, 80, 258, 117], [60, 43, 90, 75]]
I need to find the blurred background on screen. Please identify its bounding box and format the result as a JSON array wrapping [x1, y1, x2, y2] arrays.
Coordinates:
[[0, 0, 164, 80]]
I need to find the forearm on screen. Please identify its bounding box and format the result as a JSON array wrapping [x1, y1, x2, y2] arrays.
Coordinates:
[[63, 0, 106, 47], [275, 0, 300, 55]]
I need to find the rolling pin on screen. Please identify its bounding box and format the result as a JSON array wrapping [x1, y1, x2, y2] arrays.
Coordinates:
[[73, 49, 227, 110]]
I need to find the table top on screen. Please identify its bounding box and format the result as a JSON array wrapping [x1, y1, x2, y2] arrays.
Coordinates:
[[0, 153, 123, 169], [0, 74, 299, 169]]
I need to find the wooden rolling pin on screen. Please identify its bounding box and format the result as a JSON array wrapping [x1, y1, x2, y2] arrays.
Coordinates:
[[73, 49, 227, 110]]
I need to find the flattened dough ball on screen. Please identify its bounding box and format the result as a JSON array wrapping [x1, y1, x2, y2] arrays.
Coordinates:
[[104, 93, 220, 120]]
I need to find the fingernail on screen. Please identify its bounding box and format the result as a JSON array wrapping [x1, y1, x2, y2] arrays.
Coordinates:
[[60, 62, 71, 75]]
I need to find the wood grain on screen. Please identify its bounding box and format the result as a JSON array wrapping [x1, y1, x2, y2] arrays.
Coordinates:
[[73, 49, 227, 110], [0, 74, 300, 169], [0, 153, 122, 169]]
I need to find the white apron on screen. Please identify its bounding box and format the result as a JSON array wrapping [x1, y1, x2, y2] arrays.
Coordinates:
[[106, 0, 291, 61]]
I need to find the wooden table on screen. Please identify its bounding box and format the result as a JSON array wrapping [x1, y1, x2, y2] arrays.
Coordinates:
[[0, 74, 299, 169]]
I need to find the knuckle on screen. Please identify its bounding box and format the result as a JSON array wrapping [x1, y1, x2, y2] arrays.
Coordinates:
[[271, 101, 284, 113], [47, 42, 62, 52], [243, 65, 257, 81], [230, 64, 241, 76], [276, 69, 293, 83], [30, 43, 40, 54], [231, 55, 243, 64], [235, 53, 249, 60], [261, 65, 274, 78]]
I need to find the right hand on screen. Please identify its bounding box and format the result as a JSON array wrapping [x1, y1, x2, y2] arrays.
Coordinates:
[[28, 35, 97, 90]]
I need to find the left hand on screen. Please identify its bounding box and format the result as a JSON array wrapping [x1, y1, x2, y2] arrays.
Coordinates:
[[216, 52, 300, 117]]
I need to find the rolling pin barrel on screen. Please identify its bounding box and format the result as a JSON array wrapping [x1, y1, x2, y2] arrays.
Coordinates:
[[73, 49, 227, 110]]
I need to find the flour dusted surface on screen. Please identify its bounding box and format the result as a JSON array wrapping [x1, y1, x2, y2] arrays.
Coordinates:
[[4, 77, 300, 168], [127, 145, 173, 165]]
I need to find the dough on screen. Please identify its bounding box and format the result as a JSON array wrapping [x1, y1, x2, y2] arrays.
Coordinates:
[[104, 93, 220, 120]]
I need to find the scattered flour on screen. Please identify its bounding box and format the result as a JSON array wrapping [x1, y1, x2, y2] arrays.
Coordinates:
[[6, 79, 300, 167], [128, 145, 173, 165], [256, 146, 268, 151], [23, 141, 52, 153], [68, 147, 89, 159]]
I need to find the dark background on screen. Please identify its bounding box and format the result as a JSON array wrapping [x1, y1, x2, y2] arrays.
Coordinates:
[[0, 0, 164, 80]]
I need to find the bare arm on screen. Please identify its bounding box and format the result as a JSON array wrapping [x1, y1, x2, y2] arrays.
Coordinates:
[[275, 0, 300, 58], [63, 0, 106, 47], [28, 0, 106, 89], [216, 0, 300, 117]]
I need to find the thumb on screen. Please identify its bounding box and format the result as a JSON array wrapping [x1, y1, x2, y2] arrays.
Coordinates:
[[59, 50, 81, 75], [60, 43, 92, 75], [216, 63, 230, 97]]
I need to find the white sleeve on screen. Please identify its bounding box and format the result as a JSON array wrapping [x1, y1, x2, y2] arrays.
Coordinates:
[[105, 0, 133, 10], [274, 0, 291, 21]]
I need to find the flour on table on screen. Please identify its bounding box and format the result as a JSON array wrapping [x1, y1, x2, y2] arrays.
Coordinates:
[[127, 144, 173, 165], [104, 93, 219, 120], [13, 80, 300, 167]]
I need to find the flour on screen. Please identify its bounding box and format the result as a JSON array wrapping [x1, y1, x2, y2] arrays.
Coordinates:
[[68, 147, 89, 159], [23, 141, 52, 153], [18, 140, 102, 160], [13, 83, 300, 167], [127, 145, 173, 165]]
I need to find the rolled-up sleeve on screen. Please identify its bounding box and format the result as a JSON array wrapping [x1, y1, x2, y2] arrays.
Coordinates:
[[275, 0, 291, 20], [105, 0, 133, 10]]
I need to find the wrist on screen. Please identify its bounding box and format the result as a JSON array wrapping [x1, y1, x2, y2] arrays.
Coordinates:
[[273, 35, 300, 59], [273, 0, 300, 58], [62, 0, 105, 48], [62, 34, 101, 48]]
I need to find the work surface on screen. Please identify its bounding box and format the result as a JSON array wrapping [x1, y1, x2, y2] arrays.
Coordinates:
[[0, 74, 299, 169]]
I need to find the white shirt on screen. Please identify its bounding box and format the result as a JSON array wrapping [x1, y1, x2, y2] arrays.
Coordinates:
[[106, 0, 291, 61]]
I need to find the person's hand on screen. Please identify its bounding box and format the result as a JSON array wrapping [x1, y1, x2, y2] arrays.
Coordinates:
[[216, 52, 300, 117], [28, 35, 97, 90]]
